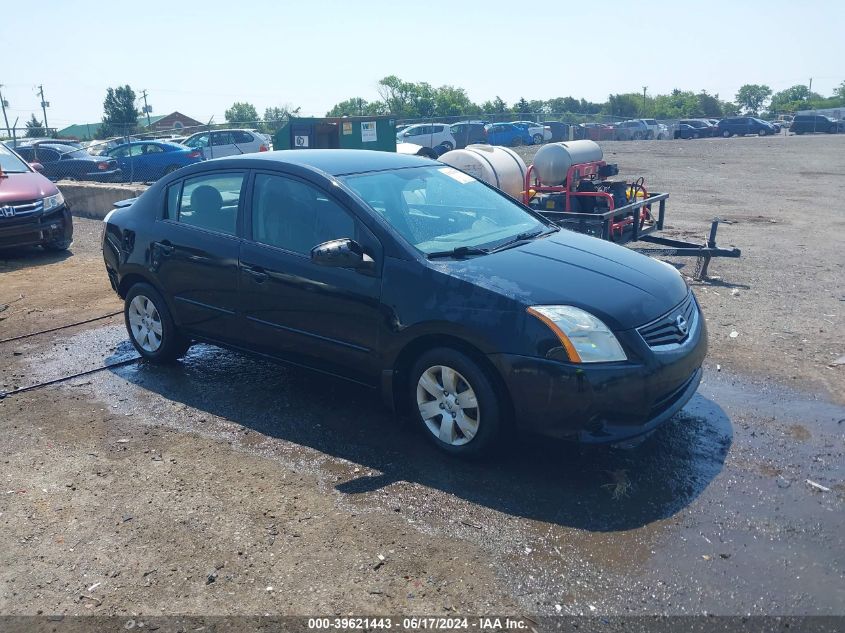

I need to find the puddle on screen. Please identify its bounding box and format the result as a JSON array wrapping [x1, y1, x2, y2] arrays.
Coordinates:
[[10, 323, 845, 615]]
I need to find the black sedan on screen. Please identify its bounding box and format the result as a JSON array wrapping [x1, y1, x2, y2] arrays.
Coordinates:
[[15, 143, 120, 182], [102, 150, 707, 457]]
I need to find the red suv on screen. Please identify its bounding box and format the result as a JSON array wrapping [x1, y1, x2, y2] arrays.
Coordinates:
[[0, 143, 72, 251]]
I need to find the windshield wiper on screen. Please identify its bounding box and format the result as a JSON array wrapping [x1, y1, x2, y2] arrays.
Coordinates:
[[490, 227, 558, 253], [427, 245, 489, 259]]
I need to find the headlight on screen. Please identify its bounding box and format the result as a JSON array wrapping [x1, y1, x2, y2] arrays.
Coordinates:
[[527, 305, 627, 363], [42, 192, 65, 212]]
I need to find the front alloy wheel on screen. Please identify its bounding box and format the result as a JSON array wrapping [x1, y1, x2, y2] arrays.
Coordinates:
[[410, 348, 504, 457], [417, 365, 479, 446]]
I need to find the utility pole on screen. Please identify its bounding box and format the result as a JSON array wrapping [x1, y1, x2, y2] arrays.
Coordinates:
[[0, 85, 10, 138], [642, 86, 648, 112], [808, 77, 813, 94], [37, 84, 49, 132], [140, 89, 152, 127]]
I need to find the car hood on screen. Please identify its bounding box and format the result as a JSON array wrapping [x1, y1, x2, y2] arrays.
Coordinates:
[[434, 231, 689, 330], [0, 171, 58, 204]]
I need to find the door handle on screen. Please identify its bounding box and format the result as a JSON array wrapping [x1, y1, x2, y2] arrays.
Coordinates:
[[243, 264, 268, 283], [156, 240, 175, 256]]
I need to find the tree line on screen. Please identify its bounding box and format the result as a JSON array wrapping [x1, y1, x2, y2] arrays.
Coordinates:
[[323, 76, 845, 121], [19, 79, 845, 140]]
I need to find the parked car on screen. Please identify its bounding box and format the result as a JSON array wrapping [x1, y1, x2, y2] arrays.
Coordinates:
[[449, 121, 488, 149], [614, 120, 650, 141], [104, 141, 204, 182], [673, 123, 707, 140], [767, 121, 783, 133], [716, 117, 776, 137], [575, 123, 616, 141], [9, 138, 83, 149], [85, 136, 143, 156], [511, 121, 552, 144], [14, 143, 120, 182], [395, 124, 457, 151], [103, 149, 707, 457], [485, 122, 532, 147], [544, 121, 571, 142], [640, 119, 668, 140], [0, 142, 72, 251], [675, 119, 714, 139], [790, 114, 838, 134], [182, 129, 270, 159]]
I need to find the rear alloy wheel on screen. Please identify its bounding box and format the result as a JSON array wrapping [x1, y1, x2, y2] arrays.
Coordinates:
[[758, 128, 767, 136], [410, 348, 503, 457], [722, 129, 731, 138], [532, 133, 544, 145], [125, 283, 191, 362], [164, 164, 180, 174]]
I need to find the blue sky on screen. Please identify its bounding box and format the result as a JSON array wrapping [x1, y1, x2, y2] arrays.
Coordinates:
[[3, 0, 843, 128]]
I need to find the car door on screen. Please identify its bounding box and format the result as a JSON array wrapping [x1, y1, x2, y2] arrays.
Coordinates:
[[153, 170, 247, 342], [32, 147, 61, 179], [238, 171, 383, 381]]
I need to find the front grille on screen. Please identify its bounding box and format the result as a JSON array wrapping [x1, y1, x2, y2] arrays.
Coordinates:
[[0, 199, 44, 220], [638, 293, 697, 348]]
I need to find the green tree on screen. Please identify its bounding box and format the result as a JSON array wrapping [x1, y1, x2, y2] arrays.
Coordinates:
[[25, 113, 45, 138], [605, 93, 643, 118], [376, 75, 416, 117], [697, 91, 724, 117], [433, 85, 479, 117], [325, 98, 385, 117], [768, 85, 822, 113], [100, 85, 139, 138], [480, 96, 508, 114], [224, 102, 259, 124], [513, 97, 530, 114], [735, 84, 771, 115], [835, 81, 845, 100]]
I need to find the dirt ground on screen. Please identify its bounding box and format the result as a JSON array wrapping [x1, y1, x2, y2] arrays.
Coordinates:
[[0, 135, 843, 619]]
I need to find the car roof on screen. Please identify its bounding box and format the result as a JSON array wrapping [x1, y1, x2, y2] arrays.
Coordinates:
[[222, 149, 433, 176], [24, 143, 81, 152]]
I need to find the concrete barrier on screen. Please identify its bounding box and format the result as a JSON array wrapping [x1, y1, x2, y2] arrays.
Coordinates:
[[57, 181, 149, 220]]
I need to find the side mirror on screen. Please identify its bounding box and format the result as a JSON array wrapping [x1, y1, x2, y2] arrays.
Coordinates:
[[311, 238, 374, 271], [30, 162, 44, 172]]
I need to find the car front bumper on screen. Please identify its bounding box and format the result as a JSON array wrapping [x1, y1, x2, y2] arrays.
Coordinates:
[[489, 310, 708, 443], [0, 205, 73, 249]]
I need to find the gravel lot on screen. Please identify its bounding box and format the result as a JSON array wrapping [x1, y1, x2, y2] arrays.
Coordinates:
[[0, 135, 843, 618]]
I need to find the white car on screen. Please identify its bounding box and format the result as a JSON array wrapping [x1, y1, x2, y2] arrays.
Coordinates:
[[395, 123, 457, 151], [182, 129, 270, 159], [640, 119, 669, 140], [511, 121, 552, 144]]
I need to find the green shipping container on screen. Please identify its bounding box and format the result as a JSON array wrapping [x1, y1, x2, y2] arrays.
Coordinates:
[[274, 116, 397, 152]]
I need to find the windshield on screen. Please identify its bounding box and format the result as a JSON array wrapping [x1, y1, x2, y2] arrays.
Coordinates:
[[342, 165, 545, 255], [0, 144, 31, 173]]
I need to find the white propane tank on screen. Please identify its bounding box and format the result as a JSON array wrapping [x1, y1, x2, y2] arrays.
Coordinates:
[[437, 144, 527, 199], [533, 140, 604, 186]]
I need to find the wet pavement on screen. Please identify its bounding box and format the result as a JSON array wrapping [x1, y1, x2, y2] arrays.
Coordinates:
[[4, 322, 845, 615]]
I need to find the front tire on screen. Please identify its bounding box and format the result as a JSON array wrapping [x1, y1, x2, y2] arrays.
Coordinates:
[[532, 133, 544, 145], [42, 238, 71, 252], [722, 130, 731, 138], [124, 283, 191, 362], [410, 348, 504, 457], [510, 137, 523, 147]]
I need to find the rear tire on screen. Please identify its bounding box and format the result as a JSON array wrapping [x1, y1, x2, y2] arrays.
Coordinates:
[[124, 283, 191, 363], [758, 129, 767, 136], [409, 347, 504, 458], [510, 137, 523, 147], [42, 238, 71, 252], [722, 130, 731, 138], [164, 164, 180, 175], [532, 133, 544, 145]]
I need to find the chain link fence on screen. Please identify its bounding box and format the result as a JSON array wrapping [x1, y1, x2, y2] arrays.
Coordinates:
[[0, 119, 290, 185]]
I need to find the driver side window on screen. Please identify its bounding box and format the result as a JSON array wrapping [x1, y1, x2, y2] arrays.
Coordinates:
[[251, 174, 356, 256]]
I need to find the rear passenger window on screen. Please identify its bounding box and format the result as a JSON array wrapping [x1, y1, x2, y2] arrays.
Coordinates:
[[169, 172, 245, 236], [233, 131, 254, 144], [251, 174, 355, 255]]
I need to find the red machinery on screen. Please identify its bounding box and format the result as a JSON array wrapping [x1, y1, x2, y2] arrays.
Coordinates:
[[521, 149, 740, 279]]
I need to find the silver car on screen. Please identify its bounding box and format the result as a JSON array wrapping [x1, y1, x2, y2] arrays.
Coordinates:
[[182, 129, 270, 159]]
